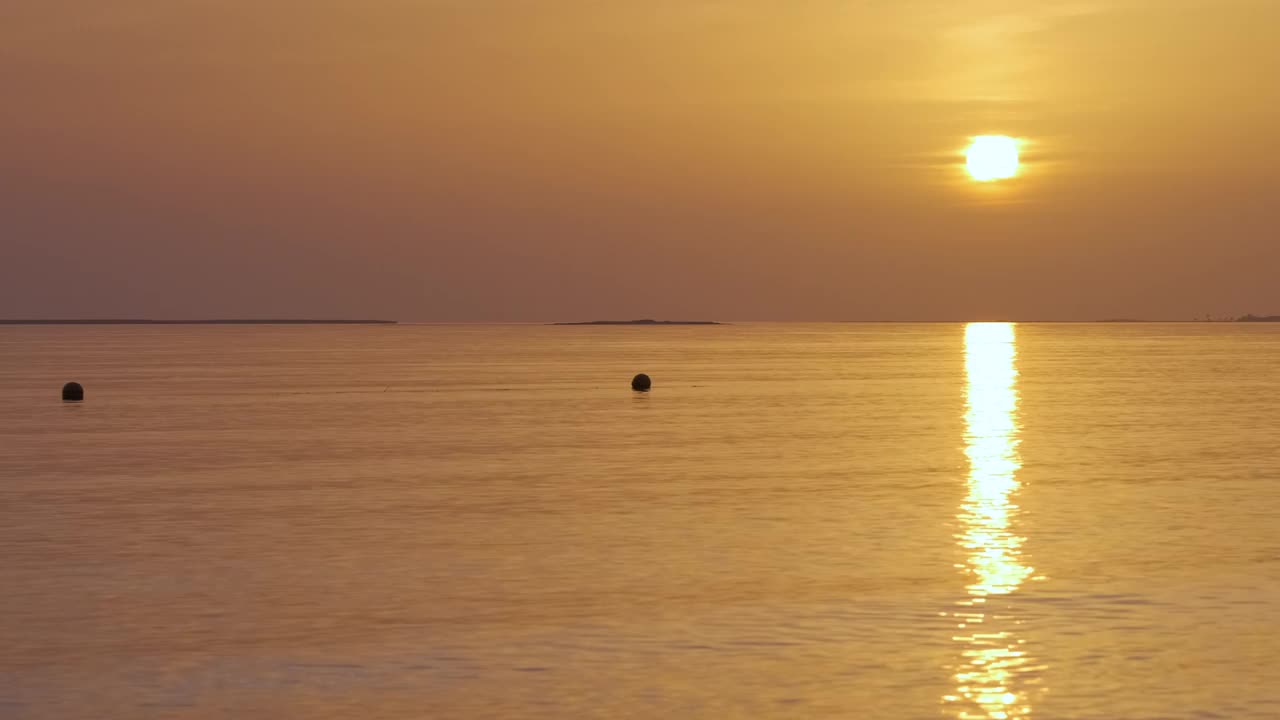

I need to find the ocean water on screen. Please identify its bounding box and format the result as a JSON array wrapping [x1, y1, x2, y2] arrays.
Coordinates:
[[2, 322, 1278, 719]]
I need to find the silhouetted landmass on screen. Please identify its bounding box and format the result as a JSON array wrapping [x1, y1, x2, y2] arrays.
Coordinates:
[[1237, 314, 1280, 322], [552, 319, 722, 326], [1, 319, 397, 325]]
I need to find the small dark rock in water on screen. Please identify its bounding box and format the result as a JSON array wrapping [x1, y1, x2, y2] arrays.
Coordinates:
[[62, 382, 84, 402], [631, 373, 651, 392]]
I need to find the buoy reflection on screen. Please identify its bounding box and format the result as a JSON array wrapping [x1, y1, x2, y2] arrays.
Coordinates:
[[946, 323, 1035, 720]]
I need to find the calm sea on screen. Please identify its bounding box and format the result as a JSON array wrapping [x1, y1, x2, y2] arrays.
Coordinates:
[[2, 323, 1279, 719]]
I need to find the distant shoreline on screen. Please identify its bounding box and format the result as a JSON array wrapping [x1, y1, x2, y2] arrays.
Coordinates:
[[0, 319, 398, 325], [551, 319, 723, 326]]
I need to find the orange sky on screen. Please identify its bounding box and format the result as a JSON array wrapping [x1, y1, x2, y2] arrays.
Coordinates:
[[2, 0, 1277, 320]]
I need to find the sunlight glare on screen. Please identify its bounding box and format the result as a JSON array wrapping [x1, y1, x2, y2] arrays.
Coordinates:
[[947, 322, 1035, 720], [966, 136, 1020, 182]]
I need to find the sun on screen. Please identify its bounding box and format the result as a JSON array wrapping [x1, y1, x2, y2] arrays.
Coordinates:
[[966, 136, 1019, 182]]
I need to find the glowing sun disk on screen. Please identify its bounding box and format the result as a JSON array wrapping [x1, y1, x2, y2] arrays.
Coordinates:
[[966, 136, 1020, 182]]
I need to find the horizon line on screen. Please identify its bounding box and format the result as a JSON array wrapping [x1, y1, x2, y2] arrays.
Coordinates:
[[0, 319, 398, 325], [4, 318, 1276, 326]]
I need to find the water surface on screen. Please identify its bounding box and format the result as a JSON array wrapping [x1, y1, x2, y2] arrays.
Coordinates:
[[2, 323, 1278, 719]]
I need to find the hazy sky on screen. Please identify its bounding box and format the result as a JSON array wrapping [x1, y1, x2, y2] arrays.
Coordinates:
[[3, 0, 1277, 321]]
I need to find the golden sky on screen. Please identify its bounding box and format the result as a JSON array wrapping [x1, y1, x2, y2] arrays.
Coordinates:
[[2, 0, 1277, 320]]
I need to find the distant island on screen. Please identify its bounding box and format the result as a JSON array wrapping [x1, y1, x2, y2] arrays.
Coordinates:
[[552, 319, 723, 326], [0, 319, 397, 325], [1088, 315, 1280, 323]]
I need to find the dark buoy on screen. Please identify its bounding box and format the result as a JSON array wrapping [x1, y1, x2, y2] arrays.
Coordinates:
[[631, 373, 651, 392], [62, 382, 84, 402]]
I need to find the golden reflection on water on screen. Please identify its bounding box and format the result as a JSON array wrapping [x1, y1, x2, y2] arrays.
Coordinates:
[[945, 323, 1035, 720]]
